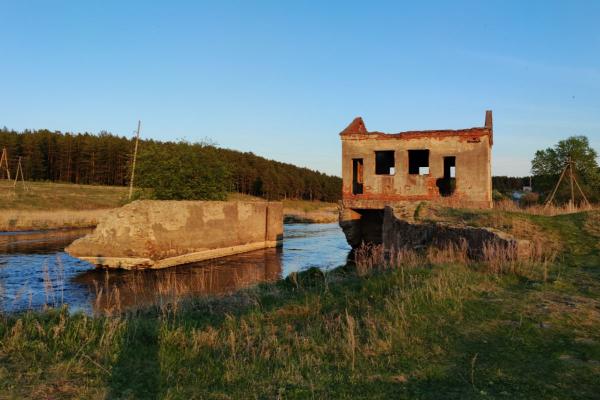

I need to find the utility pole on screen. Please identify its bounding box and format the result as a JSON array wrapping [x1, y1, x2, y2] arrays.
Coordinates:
[[0, 147, 10, 180], [129, 120, 141, 200], [13, 156, 27, 190], [568, 157, 575, 211], [544, 156, 591, 210]]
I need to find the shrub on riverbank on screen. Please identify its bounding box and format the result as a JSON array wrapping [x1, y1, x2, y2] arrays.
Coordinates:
[[135, 141, 231, 200], [1, 210, 599, 398]]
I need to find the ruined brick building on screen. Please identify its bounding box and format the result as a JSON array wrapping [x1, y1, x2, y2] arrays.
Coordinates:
[[339, 110, 493, 247]]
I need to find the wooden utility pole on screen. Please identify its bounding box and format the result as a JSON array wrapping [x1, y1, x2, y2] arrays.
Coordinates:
[[0, 147, 10, 180], [568, 158, 575, 211], [544, 157, 591, 210], [13, 156, 27, 189], [129, 120, 141, 200]]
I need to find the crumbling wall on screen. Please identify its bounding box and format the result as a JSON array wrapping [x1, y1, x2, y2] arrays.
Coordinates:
[[339, 111, 494, 210], [381, 206, 530, 260], [67, 200, 283, 269]]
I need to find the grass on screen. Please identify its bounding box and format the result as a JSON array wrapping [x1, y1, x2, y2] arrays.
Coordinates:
[[0, 180, 129, 231], [0, 182, 338, 230], [493, 198, 596, 216], [281, 200, 338, 223], [0, 180, 129, 211], [1, 208, 599, 398], [227, 192, 339, 223], [0, 209, 110, 231]]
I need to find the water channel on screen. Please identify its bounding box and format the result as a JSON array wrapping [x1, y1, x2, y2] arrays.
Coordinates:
[[0, 223, 351, 314]]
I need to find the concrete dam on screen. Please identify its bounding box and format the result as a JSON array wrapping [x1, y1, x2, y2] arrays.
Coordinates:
[[67, 200, 283, 269]]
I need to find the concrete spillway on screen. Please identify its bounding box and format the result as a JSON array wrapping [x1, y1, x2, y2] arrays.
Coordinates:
[[66, 200, 283, 270]]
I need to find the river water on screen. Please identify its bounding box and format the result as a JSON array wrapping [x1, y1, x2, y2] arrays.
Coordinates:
[[0, 223, 351, 314]]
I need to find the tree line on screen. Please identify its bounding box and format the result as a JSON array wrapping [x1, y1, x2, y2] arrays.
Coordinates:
[[2, 128, 595, 204], [0, 127, 342, 202]]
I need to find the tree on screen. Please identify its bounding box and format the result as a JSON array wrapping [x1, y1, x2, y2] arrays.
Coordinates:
[[531, 136, 599, 203], [135, 141, 231, 200]]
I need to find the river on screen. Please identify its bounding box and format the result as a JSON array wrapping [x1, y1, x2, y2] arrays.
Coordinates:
[[0, 223, 351, 314]]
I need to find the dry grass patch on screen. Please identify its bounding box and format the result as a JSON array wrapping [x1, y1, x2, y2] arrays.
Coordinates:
[[494, 199, 597, 216], [425, 204, 563, 254], [0, 208, 110, 231], [0, 180, 128, 210]]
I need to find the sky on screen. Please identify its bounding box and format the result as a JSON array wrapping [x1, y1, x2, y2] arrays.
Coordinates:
[[1, 1, 599, 177]]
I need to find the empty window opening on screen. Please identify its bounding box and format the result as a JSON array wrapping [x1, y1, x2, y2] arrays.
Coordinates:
[[436, 156, 456, 197], [375, 151, 395, 175], [352, 158, 364, 195], [408, 150, 429, 175]]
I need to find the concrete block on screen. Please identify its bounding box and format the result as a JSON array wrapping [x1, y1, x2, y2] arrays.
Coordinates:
[[66, 200, 283, 269]]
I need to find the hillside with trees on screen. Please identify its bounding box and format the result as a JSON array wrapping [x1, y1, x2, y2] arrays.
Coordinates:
[[0, 128, 341, 202]]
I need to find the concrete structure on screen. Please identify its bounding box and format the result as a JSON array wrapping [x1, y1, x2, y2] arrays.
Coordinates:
[[67, 200, 283, 269], [382, 206, 531, 260], [339, 111, 493, 247]]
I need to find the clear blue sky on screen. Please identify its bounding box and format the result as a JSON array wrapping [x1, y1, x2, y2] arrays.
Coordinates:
[[1, 1, 598, 177]]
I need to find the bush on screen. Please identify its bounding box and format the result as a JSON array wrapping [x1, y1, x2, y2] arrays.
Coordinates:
[[135, 141, 230, 200], [492, 189, 506, 202]]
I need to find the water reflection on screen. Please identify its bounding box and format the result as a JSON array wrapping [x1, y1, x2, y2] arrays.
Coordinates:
[[74, 248, 283, 314], [0, 223, 351, 314], [0, 228, 92, 254]]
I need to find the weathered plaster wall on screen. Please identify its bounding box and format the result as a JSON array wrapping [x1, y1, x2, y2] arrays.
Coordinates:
[[341, 133, 492, 209], [67, 200, 283, 269]]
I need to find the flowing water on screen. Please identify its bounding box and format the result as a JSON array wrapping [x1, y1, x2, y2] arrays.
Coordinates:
[[0, 223, 351, 314]]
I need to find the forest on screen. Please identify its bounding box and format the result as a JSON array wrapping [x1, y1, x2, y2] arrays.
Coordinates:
[[0, 128, 342, 202]]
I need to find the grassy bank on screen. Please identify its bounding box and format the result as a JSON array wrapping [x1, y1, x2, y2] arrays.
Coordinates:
[[228, 193, 339, 223], [0, 180, 129, 210], [0, 182, 338, 231], [0, 209, 110, 231], [1, 209, 599, 398], [0, 180, 127, 231], [282, 199, 338, 223]]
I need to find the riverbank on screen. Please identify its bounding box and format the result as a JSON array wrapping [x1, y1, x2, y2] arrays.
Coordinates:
[[0, 180, 126, 231], [283, 199, 338, 223], [0, 209, 109, 231], [0, 181, 339, 231], [1, 209, 598, 398], [229, 194, 339, 224]]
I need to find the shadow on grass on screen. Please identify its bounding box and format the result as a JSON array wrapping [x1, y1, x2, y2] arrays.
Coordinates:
[[399, 294, 600, 400], [108, 317, 161, 399]]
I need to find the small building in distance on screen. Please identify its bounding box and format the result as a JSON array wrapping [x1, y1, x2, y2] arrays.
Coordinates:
[[339, 110, 494, 247]]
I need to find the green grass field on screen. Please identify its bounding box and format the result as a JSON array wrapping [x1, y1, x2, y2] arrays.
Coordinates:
[[1, 209, 599, 398], [0, 180, 129, 210]]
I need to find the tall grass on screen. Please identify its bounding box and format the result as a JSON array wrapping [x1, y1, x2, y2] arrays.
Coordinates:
[[354, 238, 556, 281], [494, 199, 596, 216], [0, 210, 596, 398]]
